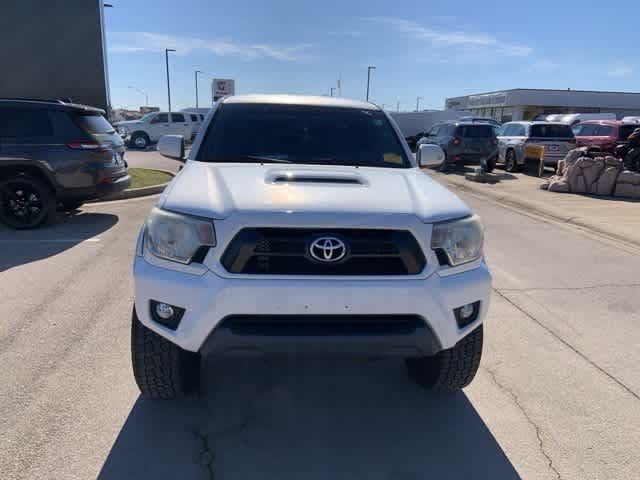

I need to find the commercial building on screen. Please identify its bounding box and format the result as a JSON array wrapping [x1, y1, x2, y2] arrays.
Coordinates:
[[445, 89, 640, 123], [0, 0, 110, 113]]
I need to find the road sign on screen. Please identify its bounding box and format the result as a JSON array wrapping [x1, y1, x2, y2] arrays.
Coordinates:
[[212, 79, 235, 102]]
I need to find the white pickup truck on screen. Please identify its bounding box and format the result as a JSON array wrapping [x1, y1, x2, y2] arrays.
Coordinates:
[[131, 95, 492, 399], [116, 111, 195, 149]]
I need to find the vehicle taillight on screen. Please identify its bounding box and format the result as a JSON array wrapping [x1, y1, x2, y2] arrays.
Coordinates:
[[67, 141, 109, 152], [452, 138, 461, 145]]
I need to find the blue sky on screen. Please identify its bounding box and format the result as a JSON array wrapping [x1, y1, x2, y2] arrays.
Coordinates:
[[105, 0, 639, 111]]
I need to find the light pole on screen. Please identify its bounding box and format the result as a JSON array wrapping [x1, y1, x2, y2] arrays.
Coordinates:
[[165, 48, 176, 113], [416, 96, 423, 112], [128, 86, 148, 106], [396, 101, 400, 112], [366, 65, 376, 102], [330, 87, 336, 97], [195, 70, 203, 108]]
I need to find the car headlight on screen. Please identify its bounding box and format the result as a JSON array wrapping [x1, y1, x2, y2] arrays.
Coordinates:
[[431, 215, 484, 267], [144, 207, 216, 264]]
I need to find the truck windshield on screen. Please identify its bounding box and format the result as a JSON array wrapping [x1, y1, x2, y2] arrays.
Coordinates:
[[196, 103, 411, 168]]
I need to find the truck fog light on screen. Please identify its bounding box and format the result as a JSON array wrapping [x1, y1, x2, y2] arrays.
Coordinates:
[[454, 301, 480, 328], [150, 300, 185, 330], [155, 303, 174, 320]]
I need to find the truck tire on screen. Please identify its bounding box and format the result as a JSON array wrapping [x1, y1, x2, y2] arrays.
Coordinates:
[[0, 175, 55, 229], [130, 132, 150, 150], [131, 308, 201, 399], [405, 325, 483, 392]]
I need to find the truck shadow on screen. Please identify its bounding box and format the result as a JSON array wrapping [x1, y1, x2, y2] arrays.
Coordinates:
[[99, 358, 521, 480], [0, 211, 118, 271]]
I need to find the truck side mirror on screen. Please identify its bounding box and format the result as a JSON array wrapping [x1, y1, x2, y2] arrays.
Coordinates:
[[158, 135, 185, 161]]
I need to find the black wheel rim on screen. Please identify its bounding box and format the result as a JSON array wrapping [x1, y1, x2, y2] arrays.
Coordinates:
[[1, 181, 46, 227]]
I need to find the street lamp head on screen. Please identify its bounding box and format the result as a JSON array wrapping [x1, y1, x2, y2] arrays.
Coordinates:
[[166, 48, 176, 53]]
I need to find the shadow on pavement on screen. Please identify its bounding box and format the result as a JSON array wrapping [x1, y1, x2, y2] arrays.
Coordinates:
[[99, 358, 521, 480], [443, 167, 518, 182], [0, 211, 118, 271]]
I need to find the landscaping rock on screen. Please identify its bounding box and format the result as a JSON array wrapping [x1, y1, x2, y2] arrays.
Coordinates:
[[614, 170, 640, 199], [543, 148, 639, 198]]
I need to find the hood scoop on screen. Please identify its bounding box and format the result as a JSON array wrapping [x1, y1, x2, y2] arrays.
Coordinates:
[[267, 169, 367, 186]]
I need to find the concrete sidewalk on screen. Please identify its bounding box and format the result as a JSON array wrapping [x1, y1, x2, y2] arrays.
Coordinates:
[[427, 169, 640, 248]]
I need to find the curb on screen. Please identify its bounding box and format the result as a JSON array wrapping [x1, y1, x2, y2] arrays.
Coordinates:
[[428, 170, 640, 250], [88, 168, 175, 203]]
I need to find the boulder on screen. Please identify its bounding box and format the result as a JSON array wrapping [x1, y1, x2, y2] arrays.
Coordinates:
[[614, 170, 640, 199], [592, 156, 623, 196], [569, 156, 604, 193], [548, 180, 570, 193]]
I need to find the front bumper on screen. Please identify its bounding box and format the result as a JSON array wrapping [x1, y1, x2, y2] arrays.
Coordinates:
[[133, 255, 492, 357]]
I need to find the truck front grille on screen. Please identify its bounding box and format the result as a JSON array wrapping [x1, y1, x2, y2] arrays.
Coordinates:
[[221, 228, 426, 275]]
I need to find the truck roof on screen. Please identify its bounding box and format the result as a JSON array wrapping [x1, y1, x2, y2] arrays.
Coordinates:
[[221, 94, 378, 111]]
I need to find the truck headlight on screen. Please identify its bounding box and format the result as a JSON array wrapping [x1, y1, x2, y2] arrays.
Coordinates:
[[431, 215, 483, 267], [145, 207, 216, 264]]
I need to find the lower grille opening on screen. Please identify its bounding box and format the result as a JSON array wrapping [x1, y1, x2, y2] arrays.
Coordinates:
[[220, 315, 424, 336]]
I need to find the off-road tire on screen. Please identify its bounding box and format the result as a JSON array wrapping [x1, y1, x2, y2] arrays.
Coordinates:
[[504, 150, 521, 173], [0, 175, 55, 229], [131, 308, 201, 399], [130, 132, 150, 150], [405, 325, 483, 392]]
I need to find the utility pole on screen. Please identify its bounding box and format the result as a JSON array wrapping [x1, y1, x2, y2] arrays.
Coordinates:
[[195, 70, 203, 108], [337, 73, 342, 97], [397, 101, 400, 112], [165, 48, 176, 113], [416, 96, 423, 112], [330, 87, 336, 97], [366, 65, 376, 102]]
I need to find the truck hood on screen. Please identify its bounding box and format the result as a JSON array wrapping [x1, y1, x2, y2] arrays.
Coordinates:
[[159, 162, 471, 223]]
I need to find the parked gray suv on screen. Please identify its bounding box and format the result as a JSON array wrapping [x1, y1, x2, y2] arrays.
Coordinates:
[[418, 122, 498, 172], [0, 99, 130, 229]]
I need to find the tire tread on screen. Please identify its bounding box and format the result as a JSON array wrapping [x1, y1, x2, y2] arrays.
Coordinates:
[[131, 309, 200, 399], [406, 325, 483, 392]]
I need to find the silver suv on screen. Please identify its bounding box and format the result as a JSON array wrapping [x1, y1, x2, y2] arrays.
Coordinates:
[[497, 121, 576, 172]]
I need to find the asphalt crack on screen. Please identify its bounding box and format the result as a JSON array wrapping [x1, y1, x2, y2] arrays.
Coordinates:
[[494, 288, 640, 402], [484, 366, 562, 480], [194, 431, 216, 479]]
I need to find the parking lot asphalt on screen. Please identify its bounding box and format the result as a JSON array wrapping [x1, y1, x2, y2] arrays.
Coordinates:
[[1, 185, 640, 479]]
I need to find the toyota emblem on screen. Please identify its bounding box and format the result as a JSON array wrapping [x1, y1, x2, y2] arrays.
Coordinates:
[[309, 236, 347, 263]]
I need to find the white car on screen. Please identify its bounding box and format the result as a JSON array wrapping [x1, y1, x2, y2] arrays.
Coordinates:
[[116, 111, 195, 149], [131, 95, 492, 399]]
